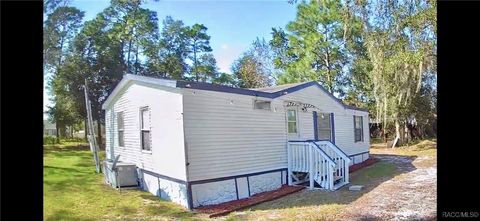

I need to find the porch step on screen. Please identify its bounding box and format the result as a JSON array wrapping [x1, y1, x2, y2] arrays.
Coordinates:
[[334, 175, 342, 183], [333, 181, 349, 190]]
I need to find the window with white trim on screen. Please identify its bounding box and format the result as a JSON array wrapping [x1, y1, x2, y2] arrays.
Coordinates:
[[140, 107, 151, 151], [117, 112, 124, 147], [253, 100, 271, 110], [287, 109, 298, 134], [354, 115, 363, 142], [317, 113, 332, 141]]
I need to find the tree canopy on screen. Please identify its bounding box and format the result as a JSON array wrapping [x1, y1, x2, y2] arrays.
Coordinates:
[[44, 0, 437, 146]]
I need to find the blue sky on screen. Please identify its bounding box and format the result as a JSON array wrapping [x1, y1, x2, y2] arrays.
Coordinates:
[[44, 0, 298, 113]]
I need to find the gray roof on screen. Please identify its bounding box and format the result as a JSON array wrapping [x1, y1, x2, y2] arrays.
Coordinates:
[[103, 75, 368, 112], [250, 83, 305, 93]]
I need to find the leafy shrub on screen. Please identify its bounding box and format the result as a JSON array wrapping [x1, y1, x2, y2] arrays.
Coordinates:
[[43, 136, 59, 145], [62, 137, 86, 143]]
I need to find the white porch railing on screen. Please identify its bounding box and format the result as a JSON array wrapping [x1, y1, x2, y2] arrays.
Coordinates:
[[287, 141, 336, 190], [314, 141, 350, 185], [287, 140, 350, 191]]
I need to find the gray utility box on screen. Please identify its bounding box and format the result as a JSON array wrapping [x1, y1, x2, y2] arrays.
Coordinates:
[[103, 160, 138, 188]]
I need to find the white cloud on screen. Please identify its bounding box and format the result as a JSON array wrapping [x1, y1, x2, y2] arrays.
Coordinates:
[[214, 44, 245, 74]]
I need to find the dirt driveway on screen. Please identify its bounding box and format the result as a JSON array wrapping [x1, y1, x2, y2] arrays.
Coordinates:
[[341, 149, 437, 220], [223, 143, 437, 221]]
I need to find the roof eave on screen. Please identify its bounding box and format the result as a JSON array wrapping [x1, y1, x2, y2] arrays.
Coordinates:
[[102, 75, 368, 113], [101, 74, 176, 110]]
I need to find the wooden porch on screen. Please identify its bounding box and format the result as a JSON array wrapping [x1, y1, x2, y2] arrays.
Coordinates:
[[287, 140, 350, 190]]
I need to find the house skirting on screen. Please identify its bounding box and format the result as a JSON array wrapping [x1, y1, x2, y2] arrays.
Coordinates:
[[136, 152, 369, 210], [137, 169, 189, 208], [348, 151, 370, 166], [188, 168, 288, 208]]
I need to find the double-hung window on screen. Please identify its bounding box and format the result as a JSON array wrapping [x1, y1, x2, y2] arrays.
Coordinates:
[[117, 112, 124, 147], [140, 107, 151, 151], [354, 115, 363, 142], [287, 109, 298, 134]]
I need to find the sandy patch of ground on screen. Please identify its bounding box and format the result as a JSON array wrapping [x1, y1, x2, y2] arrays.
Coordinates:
[[341, 153, 437, 220]]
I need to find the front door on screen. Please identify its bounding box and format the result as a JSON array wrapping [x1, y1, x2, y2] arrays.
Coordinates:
[[314, 112, 334, 142], [286, 107, 300, 140]]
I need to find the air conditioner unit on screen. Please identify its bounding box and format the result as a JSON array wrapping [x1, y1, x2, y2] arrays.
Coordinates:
[[103, 160, 138, 188]]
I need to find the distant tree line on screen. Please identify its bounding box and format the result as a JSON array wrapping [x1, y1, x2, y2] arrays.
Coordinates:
[[44, 0, 436, 147]]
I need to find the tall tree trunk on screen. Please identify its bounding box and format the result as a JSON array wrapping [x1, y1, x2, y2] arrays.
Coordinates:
[[56, 123, 60, 144], [404, 120, 410, 144], [393, 120, 401, 148], [193, 41, 198, 82], [383, 97, 388, 143], [325, 49, 333, 93], [135, 44, 139, 75], [57, 34, 65, 67], [84, 118, 88, 141], [97, 121, 103, 150], [400, 121, 405, 145], [127, 39, 132, 73]]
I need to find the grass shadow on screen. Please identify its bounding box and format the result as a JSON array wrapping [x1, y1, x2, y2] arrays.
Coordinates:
[[47, 209, 96, 221]]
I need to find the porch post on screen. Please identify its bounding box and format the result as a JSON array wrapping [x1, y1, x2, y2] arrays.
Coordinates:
[[313, 111, 318, 140], [345, 160, 350, 183], [309, 143, 314, 189], [329, 165, 334, 190], [287, 142, 292, 185]]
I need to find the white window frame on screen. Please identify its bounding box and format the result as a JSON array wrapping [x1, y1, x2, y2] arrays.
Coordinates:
[[354, 115, 364, 142], [253, 99, 272, 111], [286, 107, 299, 136], [117, 112, 124, 147], [317, 112, 332, 141], [139, 106, 152, 153]]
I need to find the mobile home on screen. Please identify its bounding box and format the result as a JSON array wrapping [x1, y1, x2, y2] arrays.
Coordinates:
[[102, 74, 370, 209]]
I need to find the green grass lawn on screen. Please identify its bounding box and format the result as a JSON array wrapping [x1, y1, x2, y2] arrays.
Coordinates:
[[370, 139, 437, 157], [45, 140, 432, 220], [44, 142, 208, 221]]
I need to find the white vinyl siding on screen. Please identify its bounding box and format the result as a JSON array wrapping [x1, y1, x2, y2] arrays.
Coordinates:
[[104, 77, 370, 184], [183, 89, 287, 181], [281, 86, 369, 156], [104, 82, 187, 181], [183, 85, 369, 181], [345, 109, 370, 152]]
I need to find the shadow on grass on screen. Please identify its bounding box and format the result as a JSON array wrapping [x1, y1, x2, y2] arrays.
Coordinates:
[[44, 144, 104, 192], [47, 209, 96, 221], [44, 144, 90, 153], [44, 165, 84, 173], [118, 205, 138, 215], [44, 170, 100, 192], [44, 143, 106, 156], [233, 155, 418, 220]]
